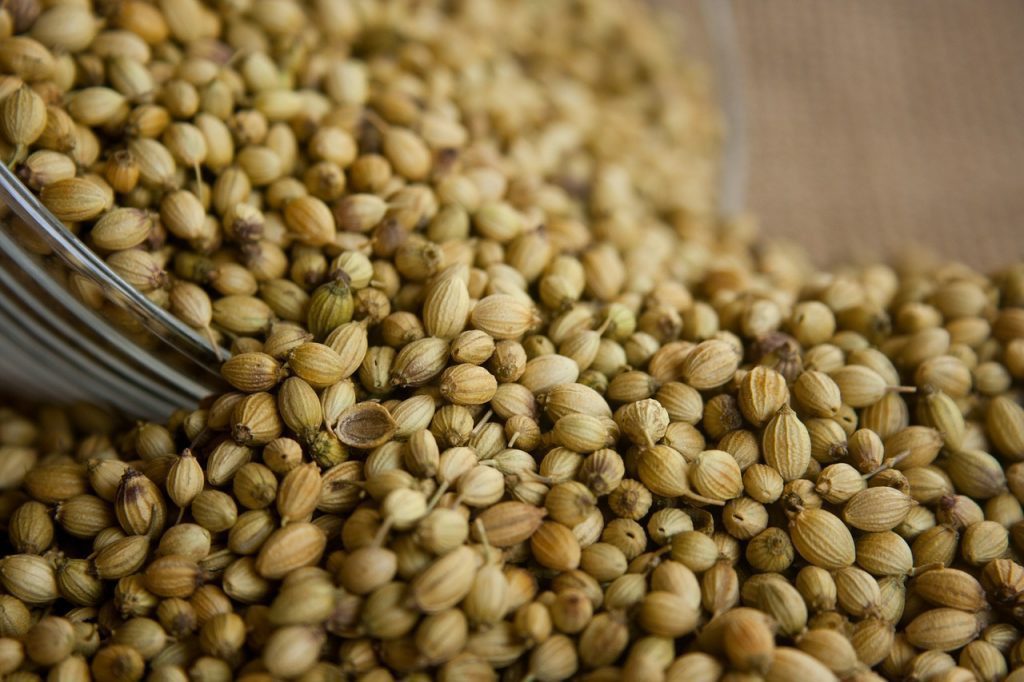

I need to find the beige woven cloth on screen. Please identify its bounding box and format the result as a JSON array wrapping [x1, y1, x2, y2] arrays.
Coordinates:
[[707, 1, 1024, 270]]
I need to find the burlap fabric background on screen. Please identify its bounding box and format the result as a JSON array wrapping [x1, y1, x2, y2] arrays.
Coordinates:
[[688, 1, 1024, 271]]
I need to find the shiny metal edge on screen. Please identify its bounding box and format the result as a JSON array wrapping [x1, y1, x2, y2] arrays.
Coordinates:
[[0, 163, 226, 379], [700, 0, 749, 216], [0, 248, 197, 417]]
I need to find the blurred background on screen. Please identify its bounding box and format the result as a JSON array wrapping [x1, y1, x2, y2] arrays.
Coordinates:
[[692, 0, 1024, 270]]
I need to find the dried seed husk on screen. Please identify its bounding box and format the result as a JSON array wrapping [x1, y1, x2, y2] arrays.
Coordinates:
[[691, 449, 744, 502], [766, 647, 839, 682], [289, 342, 348, 389], [849, 617, 895, 668], [960, 640, 1007, 682], [915, 355, 972, 398], [543, 383, 612, 420], [190, 489, 237, 533], [231, 392, 282, 446], [904, 464, 955, 505], [144, 554, 203, 598], [843, 487, 916, 532], [917, 388, 966, 451], [212, 295, 274, 336], [423, 277, 471, 339], [531, 521, 581, 572], [9, 500, 52, 555], [0, 553, 57, 605], [961, 519, 1008, 566], [792, 370, 842, 422], [616, 398, 669, 447], [285, 195, 336, 247], [24, 615, 74, 667], [391, 336, 450, 387], [471, 294, 538, 340], [739, 366, 790, 426], [637, 445, 698, 500], [24, 459, 88, 502], [450, 329, 496, 366], [763, 405, 811, 481], [855, 531, 913, 576], [655, 382, 704, 424], [637, 591, 699, 637], [464, 563, 509, 627], [339, 545, 397, 596], [697, 607, 771, 657], [745, 527, 794, 572], [156, 523, 210, 563], [830, 365, 893, 408], [789, 506, 855, 569], [700, 561, 741, 614], [670, 531, 719, 573], [276, 376, 323, 442], [680, 339, 740, 390], [795, 565, 837, 612], [834, 566, 881, 618], [474, 502, 547, 548], [255, 522, 327, 579], [607, 369, 658, 404], [415, 608, 469, 665], [884, 425, 944, 469], [55, 558, 103, 607], [0, 593, 31, 637], [276, 462, 321, 524], [390, 394, 436, 440], [528, 633, 578, 682], [40, 177, 113, 222], [203, 440, 251, 488], [455, 465, 504, 508], [906, 608, 981, 652], [268, 578, 337, 626], [323, 321, 368, 379], [262, 625, 325, 679], [410, 545, 479, 613], [0, 36, 55, 81], [578, 612, 630, 669], [987, 396, 1024, 460], [645, 508, 692, 547], [741, 463, 783, 504], [553, 413, 609, 453], [545, 481, 597, 527], [1, 83, 46, 157], [945, 449, 1006, 499], [222, 556, 271, 604], [913, 568, 987, 611], [90, 207, 153, 251], [665, 652, 725, 682], [846, 428, 883, 474], [815, 463, 866, 504], [754, 577, 807, 637], [94, 535, 150, 580], [723, 606, 776, 673], [603, 573, 647, 611], [55, 494, 115, 539], [221, 352, 283, 393], [912, 524, 960, 567], [439, 363, 497, 405], [306, 280, 354, 339], [227, 509, 276, 556], [579, 542, 628, 583], [413, 508, 468, 556], [115, 469, 166, 539], [334, 402, 396, 449]]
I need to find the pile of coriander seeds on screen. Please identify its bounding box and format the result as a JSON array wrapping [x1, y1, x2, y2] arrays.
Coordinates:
[[2, 0, 1024, 681]]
